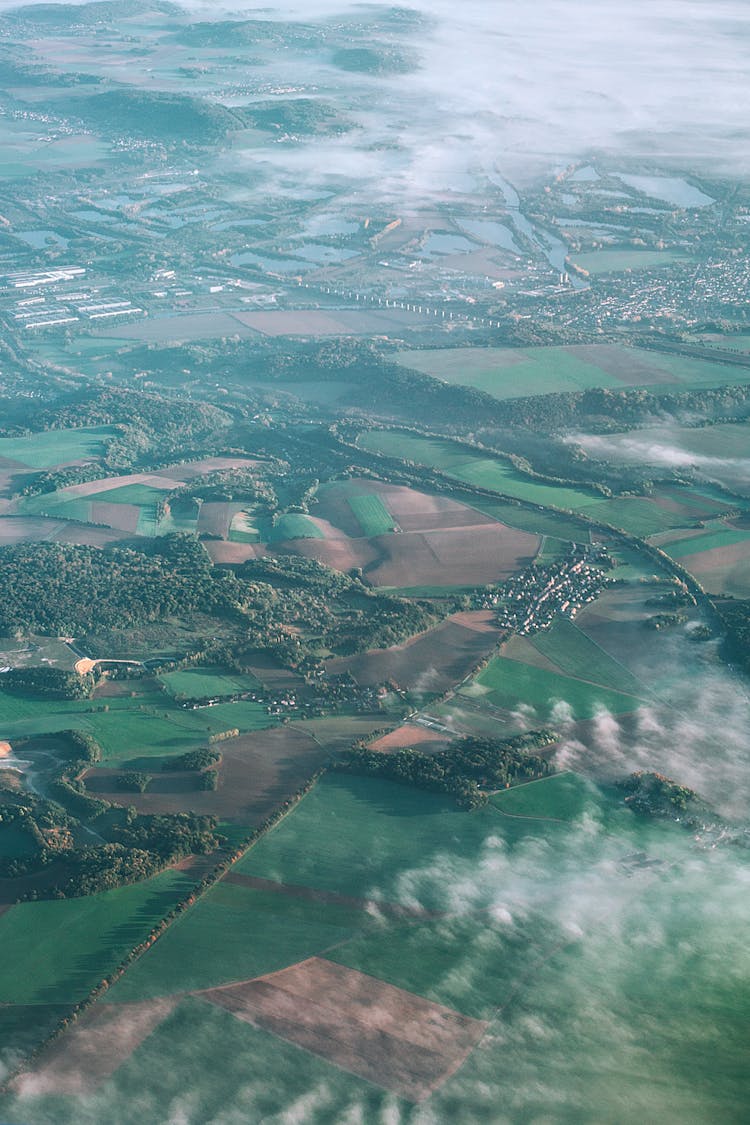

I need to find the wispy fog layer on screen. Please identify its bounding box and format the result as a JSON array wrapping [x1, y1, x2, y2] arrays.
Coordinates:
[[227, 0, 750, 197], [4, 0, 749, 199], [570, 429, 750, 496]]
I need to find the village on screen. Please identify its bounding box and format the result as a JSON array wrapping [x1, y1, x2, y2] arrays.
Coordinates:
[[477, 546, 613, 635]]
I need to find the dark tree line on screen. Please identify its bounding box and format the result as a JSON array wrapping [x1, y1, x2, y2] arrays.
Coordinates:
[[338, 731, 557, 809]]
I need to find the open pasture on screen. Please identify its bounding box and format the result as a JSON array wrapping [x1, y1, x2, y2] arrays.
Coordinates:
[[571, 249, 689, 274], [0, 427, 114, 471], [158, 666, 261, 698], [659, 525, 750, 559], [269, 512, 324, 542], [530, 616, 647, 696], [315, 478, 499, 536], [107, 880, 371, 1002], [572, 582, 697, 691], [16, 457, 261, 537], [325, 610, 504, 693], [301, 478, 542, 587], [0, 871, 192, 1006], [490, 770, 597, 821], [395, 343, 750, 399], [85, 699, 274, 763], [466, 652, 645, 722]]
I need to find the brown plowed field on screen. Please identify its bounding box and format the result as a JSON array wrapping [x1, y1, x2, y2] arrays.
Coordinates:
[[370, 723, 449, 752], [325, 611, 504, 693], [200, 957, 487, 1102], [314, 479, 496, 538], [197, 501, 245, 539], [0, 516, 80, 544], [563, 344, 681, 385], [288, 524, 537, 588], [678, 540, 750, 598], [13, 999, 177, 1096], [280, 536, 379, 575], [204, 541, 267, 564], [86, 726, 328, 821], [51, 524, 126, 547], [59, 472, 177, 499], [0, 514, 125, 547], [88, 501, 141, 533]]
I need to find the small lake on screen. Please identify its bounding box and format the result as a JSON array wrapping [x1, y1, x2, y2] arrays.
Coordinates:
[[304, 216, 360, 237], [617, 174, 715, 208], [458, 219, 521, 253], [418, 232, 476, 258], [293, 243, 361, 263], [231, 251, 311, 273], [16, 229, 68, 249]]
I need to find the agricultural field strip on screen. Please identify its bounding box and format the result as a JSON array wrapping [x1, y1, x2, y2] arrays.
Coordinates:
[[658, 527, 750, 558], [346, 494, 397, 537], [530, 618, 652, 699], [471, 655, 646, 719]]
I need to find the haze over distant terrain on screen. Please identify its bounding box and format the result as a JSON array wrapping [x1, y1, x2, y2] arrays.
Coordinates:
[[0, 1, 748, 1122]]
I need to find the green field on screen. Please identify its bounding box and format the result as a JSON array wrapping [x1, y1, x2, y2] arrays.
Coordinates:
[[534, 536, 572, 564], [0, 870, 192, 1005], [85, 701, 273, 763], [466, 497, 590, 541], [347, 493, 396, 537], [358, 431, 699, 538], [107, 880, 371, 1002], [660, 526, 750, 558], [397, 345, 621, 398], [490, 770, 598, 821], [357, 431, 597, 510], [19, 478, 180, 538], [236, 775, 504, 903], [530, 616, 646, 696], [574, 496, 689, 537], [468, 653, 645, 720], [267, 512, 324, 542], [328, 914, 534, 1020], [158, 666, 261, 698], [0, 687, 274, 765], [395, 343, 745, 401], [0, 426, 114, 469], [3, 770, 748, 1123], [571, 249, 688, 274]]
